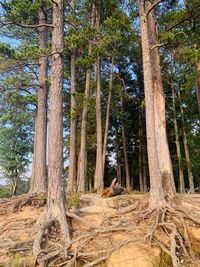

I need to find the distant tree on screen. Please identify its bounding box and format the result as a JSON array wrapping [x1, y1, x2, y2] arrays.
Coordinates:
[[0, 0, 50, 195], [0, 91, 33, 196]]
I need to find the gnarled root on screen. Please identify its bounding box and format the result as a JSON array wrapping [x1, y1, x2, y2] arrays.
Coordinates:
[[143, 203, 200, 267], [33, 207, 71, 266], [32, 195, 200, 267]]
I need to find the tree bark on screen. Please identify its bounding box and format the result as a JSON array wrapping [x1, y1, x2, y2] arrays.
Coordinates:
[[67, 0, 77, 192], [115, 128, 121, 185], [77, 4, 95, 193], [47, 0, 70, 231], [94, 1, 104, 192], [30, 7, 48, 195], [142, 139, 148, 192], [94, 55, 104, 191], [33, 2, 71, 258], [138, 107, 144, 192], [172, 86, 185, 193], [193, 44, 200, 115], [11, 174, 18, 196], [102, 56, 114, 178], [195, 55, 200, 115], [147, 3, 176, 199], [177, 87, 195, 193], [120, 89, 131, 191], [138, 0, 176, 208]]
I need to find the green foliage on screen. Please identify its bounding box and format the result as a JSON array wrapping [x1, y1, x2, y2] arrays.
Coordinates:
[[0, 90, 34, 194], [0, 0, 200, 196], [0, 185, 11, 198], [67, 192, 81, 209]]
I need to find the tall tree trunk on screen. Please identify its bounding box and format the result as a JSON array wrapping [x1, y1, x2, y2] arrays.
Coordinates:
[[12, 175, 18, 196], [193, 44, 200, 114], [177, 87, 195, 193], [33, 1, 71, 258], [138, 107, 144, 192], [138, 0, 176, 208], [94, 55, 104, 191], [120, 90, 131, 191], [115, 129, 121, 184], [77, 4, 95, 192], [94, 1, 104, 192], [67, 0, 77, 192], [102, 56, 114, 178], [195, 54, 200, 114], [148, 4, 176, 199], [172, 86, 185, 193], [142, 140, 148, 192], [30, 7, 48, 195]]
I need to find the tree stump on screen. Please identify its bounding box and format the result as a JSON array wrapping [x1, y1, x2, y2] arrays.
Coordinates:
[[101, 178, 124, 198]]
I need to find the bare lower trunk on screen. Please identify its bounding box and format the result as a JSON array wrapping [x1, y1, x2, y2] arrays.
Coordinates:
[[94, 56, 104, 191], [142, 141, 148, 192], [172, 86, 185, 193], [102, 56, 114, 178], [31, 115, 37, 189], [115, 129, 121, 184], [76, 149, 81, 190], [120, 90, 131, 191], [139, 108, 144, 192], [138, 0, 168, 208], [77, 67, 91, 192], [30, 8, 48, 195], [77, 5, 95, 193], [67, 47, 77, 192], [33, 2, 71, 259], [177, 87, 195, 193], [47, 0, 70, 228], [11, 177, 18, 196], [94, 1, 103, 192], [148, 5, 176, 200], [195, 57, 200, 114]]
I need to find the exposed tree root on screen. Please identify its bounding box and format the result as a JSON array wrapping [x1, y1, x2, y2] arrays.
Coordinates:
[[1, 194, 200, 267], [33, 206, 71, 267], [33, 198, 200, 267], [0, 194, 47, 217]]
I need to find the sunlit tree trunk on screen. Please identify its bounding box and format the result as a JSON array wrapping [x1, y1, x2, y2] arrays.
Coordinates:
[[115, 129, 121, 184], [102, 56, 114, 178], [33, 1, 71, 258], [142, 140, 148, 192], [139, 107, 144, 192], [177, 87, 195, 193], [30, 7, 48, 195], [120, 90, 131, 191], [67, 0, 77, 192], [172, 86, 185, 193], [148, 3, 176, 199], [47, 0, 69, 220], [194, 47, 200, 114], [196, 59, 200, 114], [94, 0, 104, 192], [138, 0, 176, 208], [77, 4, 95, 192], [11, 171, 19, 196]]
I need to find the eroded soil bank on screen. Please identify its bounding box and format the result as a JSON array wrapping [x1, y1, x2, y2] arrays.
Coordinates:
[[0, 193, 200, 266]]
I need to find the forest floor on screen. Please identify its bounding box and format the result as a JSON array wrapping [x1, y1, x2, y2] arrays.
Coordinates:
[[0, 193, 200, 267]]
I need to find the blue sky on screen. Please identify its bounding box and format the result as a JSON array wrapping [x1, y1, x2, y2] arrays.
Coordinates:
[[0, 36, 20, 47]]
